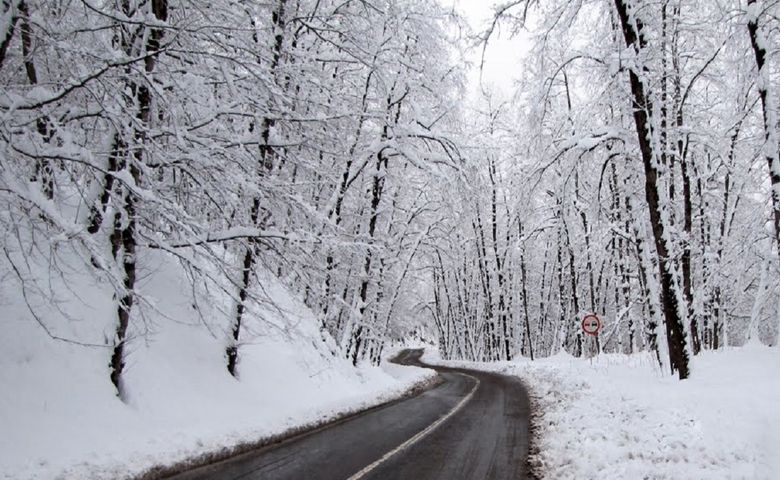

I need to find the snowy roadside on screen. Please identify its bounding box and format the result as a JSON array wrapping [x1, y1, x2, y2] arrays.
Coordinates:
[[132, 358, 437, 480], [0, 250, 438, 480], [1, 335, 436, 480], [423, 346, 780, 480]]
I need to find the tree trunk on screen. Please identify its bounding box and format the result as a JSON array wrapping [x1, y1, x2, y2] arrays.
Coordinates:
[[576, 169, 597, 355], [565, 218, 582, 357], [322, 66, 374, 324], [613, 0, 690, 379], [747, 0, 780, 260], [473, 214, 497, 360], [681, 153, 701, 354], [488, 157, 511, 360], [671, 7, 701, 354], [109, 0, 168, 396], [0, 0, 20, 71], [518, 221, 534, 360], [555, 208, 568, 354], [19, 1, 53, 199], [227, 0, 287, 376], [350, 146, 387, 366]]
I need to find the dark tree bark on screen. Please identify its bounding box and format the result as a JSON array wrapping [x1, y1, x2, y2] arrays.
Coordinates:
[[322, 66, 374, 324], [610, 161, 630, 353], [747, 0, 780, 260], [539, 238, 554, 355], [87, 138, 123, 234], [489, 157, 511, 360], [0, 0, 19, 71], [350, 152, 387, 365], [696, 162, 712, 349], [228, 0, 288, 377], [576, 169, 598, 355], [109, 187, 137, 393], [109, 0, 168, 396], [712, 125, 742, 349], [613, 0, 690, 379], [564, 217, 582, 357], [670, 4, 701, 355], [348, 76, 405, 365], [19, 1, 53, 199], [680, 153, 701, 354], [518, 221, 534, 360], [473, 214, 497, 361], [554, 200, 568, 353]]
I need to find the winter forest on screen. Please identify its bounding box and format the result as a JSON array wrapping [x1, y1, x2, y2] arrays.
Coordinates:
[[2, 0, 780, 410]]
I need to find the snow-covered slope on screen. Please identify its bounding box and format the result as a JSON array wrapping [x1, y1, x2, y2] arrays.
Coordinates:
[[425, 346, 780, 480], [0, 250, 434, 480]]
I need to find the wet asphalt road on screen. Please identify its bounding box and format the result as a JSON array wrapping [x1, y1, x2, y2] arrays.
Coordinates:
[[166, 349, 532, 480]]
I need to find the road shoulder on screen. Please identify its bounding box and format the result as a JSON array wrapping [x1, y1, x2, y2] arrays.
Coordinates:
[[137, 353, 439, 480]]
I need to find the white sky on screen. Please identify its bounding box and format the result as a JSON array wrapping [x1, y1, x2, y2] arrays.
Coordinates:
[[440, 0, 530, 94]]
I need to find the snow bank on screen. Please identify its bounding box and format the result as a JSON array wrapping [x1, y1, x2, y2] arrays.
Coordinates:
[[424, 347, 780, 479], [0, 251, 435, 480]]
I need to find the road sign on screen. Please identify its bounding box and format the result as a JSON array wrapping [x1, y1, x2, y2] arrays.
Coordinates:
[[581, 314, 601, 335]]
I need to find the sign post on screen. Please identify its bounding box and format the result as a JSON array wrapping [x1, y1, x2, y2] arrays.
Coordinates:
[[581, 314, 601, 335]]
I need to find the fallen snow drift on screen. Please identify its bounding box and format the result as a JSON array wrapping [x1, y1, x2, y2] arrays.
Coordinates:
[[0, 251, 435, 480], [425, 346, 780, 480]]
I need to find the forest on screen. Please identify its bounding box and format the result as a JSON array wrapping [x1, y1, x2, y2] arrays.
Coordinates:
[[1, 0, 779, 397]]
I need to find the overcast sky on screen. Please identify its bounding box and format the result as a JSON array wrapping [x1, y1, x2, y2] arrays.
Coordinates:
[[440, 0, 529, 93]]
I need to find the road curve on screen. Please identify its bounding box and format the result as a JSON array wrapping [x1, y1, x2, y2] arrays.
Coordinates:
[[166, 349, 532, 480]]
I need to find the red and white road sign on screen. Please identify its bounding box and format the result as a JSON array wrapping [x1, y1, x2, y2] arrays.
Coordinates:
[[581, 314, 601, 335]]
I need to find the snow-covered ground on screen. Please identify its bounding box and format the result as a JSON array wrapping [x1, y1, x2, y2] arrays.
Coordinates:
[[425, 345, 780, 480], [0, 251, 435, 480], [5, 237, 777, 480]]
